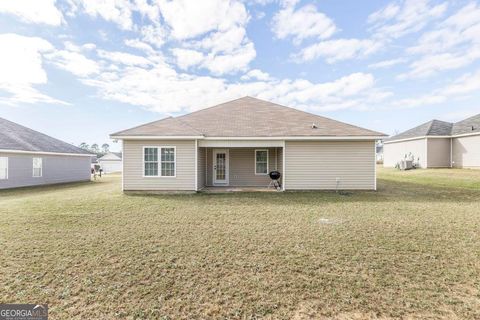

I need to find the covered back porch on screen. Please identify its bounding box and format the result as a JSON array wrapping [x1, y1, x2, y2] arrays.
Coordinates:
[[197, 140, 283, 191]]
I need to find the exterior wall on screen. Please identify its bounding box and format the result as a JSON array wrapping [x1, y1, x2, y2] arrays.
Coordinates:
[[452, 134, 480, 168], [427, 138, 451, 168], [383, 138, 427, 168], [205, 147, 282, 187], [197, 147, 206, 189], [284, 141, 375, 190], [0, 152, 91, 190], [123, 140, 196, 191], [98, 159, 123, 173]]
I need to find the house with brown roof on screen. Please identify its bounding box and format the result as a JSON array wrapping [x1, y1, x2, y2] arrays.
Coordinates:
[[383, 113, 480, 168], [110, 97, 385, 191]]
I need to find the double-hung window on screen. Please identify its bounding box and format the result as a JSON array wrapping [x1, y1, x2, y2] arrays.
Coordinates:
[[160, 147, 175, 177], [144, 147, 176, 177], [0, 157, 8, 180], [255, 149, 268, 175], [144, 147, 159, 176], [33, 157, 42, 177]]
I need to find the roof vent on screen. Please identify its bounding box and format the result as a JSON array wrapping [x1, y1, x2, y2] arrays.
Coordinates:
[[311, 123, 318, 129]]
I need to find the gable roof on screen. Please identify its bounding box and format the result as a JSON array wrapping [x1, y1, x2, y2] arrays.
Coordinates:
[[386, 112, 480, 142], [112, 96, 385, 138], [451, 113, 480, 135], [98, 152, 122, 160], [0, 117, 93, 155]]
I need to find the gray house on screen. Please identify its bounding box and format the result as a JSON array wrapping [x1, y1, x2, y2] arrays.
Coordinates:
[[383, 113, 480, 168], [98, 152, 123, 173], [0, 118, 93, 189], [111, 97, 385, 192]]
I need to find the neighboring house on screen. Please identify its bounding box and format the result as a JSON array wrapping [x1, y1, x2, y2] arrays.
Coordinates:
[[110, 97, 385, 192], [98, 152, 123, 173], [383, 113, 480, 168], [376, 142, 383, 162], [0, 118, 94, 189]]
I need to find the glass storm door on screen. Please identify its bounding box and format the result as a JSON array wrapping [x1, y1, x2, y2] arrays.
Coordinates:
[[213, 149, 228, 185]]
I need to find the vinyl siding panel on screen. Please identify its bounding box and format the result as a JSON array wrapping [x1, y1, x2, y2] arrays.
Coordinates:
[[427, 138, 451, 168], [123, 140, 196, 191], [284, 141, 375, 190], [383, 138, 427, 168], [452, 134, 480, 168], [205, 147, 282, 186], [0, 152, 91, 190], [197, 147, 206, 189]]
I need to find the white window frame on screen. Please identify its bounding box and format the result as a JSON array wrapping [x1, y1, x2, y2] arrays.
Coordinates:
[[143, 146, 159, 177], [32, 157, 42, 178], [142, 146, 176, 178], [0, 157, 8, 180], [160, 146, 176, 177], [254, 149, 269, 175]]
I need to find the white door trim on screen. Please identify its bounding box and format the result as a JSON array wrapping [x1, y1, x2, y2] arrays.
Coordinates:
[[213, 149, 229, 185]]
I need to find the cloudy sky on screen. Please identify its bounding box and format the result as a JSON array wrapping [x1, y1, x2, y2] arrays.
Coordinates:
[[1, 0, 479, 150]]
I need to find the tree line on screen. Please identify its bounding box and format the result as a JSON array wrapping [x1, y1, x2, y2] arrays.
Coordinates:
[[78, 143, 110, 157]]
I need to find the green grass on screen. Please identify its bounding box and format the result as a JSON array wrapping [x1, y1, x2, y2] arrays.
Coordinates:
[[1, 168, 479, 319]]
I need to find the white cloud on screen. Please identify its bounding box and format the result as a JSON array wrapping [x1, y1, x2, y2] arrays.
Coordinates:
[[124, 39, 155, 54], [0, 34, 68, 105], [68, 0, 133, 30], [368, 58, 407, 69], [398, 50, 480, 79], [0, 0, 64, 25], [442, 70, 480, 96], [271, 2, 336, 44], [401, 3, 480, 79], [158, 0, 249, 40], [392, 68, 480, 108], [368, 0, 447, 39], [97, 50, 152, 66], [171, 48, 204, 70], [78, 49, 387, 113], [241, 69, 271, 81], [46, 50, 100, 77], [295, 39, 382, 63], [139, 24, 166, 48]]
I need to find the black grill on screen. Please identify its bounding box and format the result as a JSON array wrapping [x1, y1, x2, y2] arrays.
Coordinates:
[[269, 170, 281, 180]]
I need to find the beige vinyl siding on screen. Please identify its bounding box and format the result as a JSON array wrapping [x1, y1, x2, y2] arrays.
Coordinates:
[[123, 140, 195, 191], [284, 141, 375, 190], [205, 147, 282, 186], [452, 134, 480, 168], [383, 138, 427, 168], [427, 138, 451, 168], [197, 147, 206, 189]]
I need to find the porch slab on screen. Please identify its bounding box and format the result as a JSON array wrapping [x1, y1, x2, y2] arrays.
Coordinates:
[[200, 186, 281, 193]]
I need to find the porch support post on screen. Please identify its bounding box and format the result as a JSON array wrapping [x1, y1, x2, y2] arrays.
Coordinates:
[[195, 139, 198, 191], [282, 140, 286, 191]]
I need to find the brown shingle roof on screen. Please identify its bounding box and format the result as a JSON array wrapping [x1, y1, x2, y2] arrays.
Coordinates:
[[112, 96, 385, 137]]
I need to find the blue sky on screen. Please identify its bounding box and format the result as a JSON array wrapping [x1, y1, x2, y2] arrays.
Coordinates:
[[1, 0, 479, 151]]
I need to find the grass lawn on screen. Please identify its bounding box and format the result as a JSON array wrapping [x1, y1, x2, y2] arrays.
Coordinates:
[[1, 167, 479, 319]]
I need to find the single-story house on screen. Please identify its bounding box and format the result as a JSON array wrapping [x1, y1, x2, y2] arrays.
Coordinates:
[[383, 113, 480, 168], [0, 117, 94, 189], [98, 152, 123, 173], [111, 97, 385, 192]]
